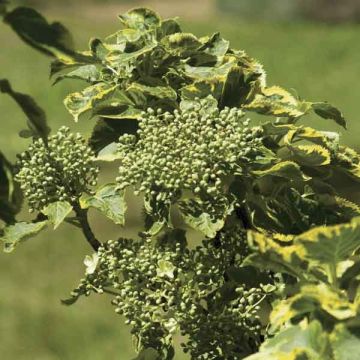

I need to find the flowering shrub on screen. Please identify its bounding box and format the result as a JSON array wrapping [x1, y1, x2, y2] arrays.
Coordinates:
[[1, 3, 360, 359]]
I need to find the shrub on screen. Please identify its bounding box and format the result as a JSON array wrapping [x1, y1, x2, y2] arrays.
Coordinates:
[[1, 3, 360, 359]]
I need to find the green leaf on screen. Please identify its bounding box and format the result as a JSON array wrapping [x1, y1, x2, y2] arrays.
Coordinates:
[[0, 221, 48, 253], [271, 284, 356, 328], [160, 18, 181, 37], [106, 43, 156, 65], [142, 194, 172, 236], [0, 152, 22, 224], [286, 144, 331, 166], [198, 32, 229, 58], [285, 126, 340, 151], [244, 320, 332, 360], [243, 253, 302, 279], [89, 38, 109, 60], [245, 231, 304, 278], [119, 8, 161, 30], [0, 0, 8, 16], [53, 64, 100, 85], [0, 79, 50, 141], [244, 86, 307, 118], [61, 295, 81, 306], [162, 33, 201, 55], [220, 65, 256, 108], [41, 201, 73, 230], [178, 199, 230, 238], [312, 102, 346, 129], [3, 7, 85, 63], [127, 83, 177, 101], [330, 324, 360, 360], [80, 184, 127, 225], [64, 83, 118, 121], [179, 95, 218, 116], [252, 161, 308, 181], [131, 348, 160, 360], [89, 118, 138, 154], [296, 217, 360, 272], [96, 142, 121, 162], [92, 104, 142, 120], [181, 79, 223, 101]]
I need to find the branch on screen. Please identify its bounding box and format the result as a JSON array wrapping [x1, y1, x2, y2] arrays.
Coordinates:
[[73, 204, 101, 251]]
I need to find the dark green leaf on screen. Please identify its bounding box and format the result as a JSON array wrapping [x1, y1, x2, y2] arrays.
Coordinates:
[[131, 348, 160, 360], [3, 7, 84, 62], [0, 0, 8, 16], [312, 102, 347, 129], [160, 18, 181, 37], [0, 79, 50, 140], [0, 152, 22, 224], [89, 118, 138, 154], [89, 38, 108, 60]]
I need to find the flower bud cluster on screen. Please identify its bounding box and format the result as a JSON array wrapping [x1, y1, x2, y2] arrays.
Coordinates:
[[15, 126, 99, 212], [67, 223, 266, 357], [180, 286, 263, 359], [116, 99, 263, 204]]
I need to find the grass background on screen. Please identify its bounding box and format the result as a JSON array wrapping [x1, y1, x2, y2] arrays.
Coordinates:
[[0, 1, 360, 359]]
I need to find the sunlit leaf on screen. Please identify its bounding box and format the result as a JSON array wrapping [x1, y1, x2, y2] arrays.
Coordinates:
[[119, 8, 160, 30], [0, 221, 47, 253], [64, 83, 118, 121], [286, 144, 331, 166], [296, 217, 360, 272], [244, 320, 332, 360], [271, 284, 356, 329], [252, 161, 308, 181], [41, 201, 73, 229], [80, 184, 126, 225], [244, 86, 308, 118]]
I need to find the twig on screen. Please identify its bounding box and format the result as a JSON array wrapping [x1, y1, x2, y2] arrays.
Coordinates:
[[73, 204, 101, 251]]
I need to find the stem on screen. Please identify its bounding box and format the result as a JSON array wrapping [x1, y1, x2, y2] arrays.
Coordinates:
[[328, 263, 338, 288], [103, 288, 122, 296], [74, 204, 101, 251]]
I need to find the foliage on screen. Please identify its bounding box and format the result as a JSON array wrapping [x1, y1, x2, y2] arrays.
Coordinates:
[[1, 3, 360, 360]]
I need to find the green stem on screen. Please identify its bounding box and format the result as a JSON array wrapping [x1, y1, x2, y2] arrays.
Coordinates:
[[328, 263, 338, 288], [74, 204, 101, 251]]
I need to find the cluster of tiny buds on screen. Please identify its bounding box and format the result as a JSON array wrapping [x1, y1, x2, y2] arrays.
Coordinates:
[[116, 101, 263, 203], [67, 223, 265, 357], [180, 286, 263, 359], [15, 126, 99, 212]]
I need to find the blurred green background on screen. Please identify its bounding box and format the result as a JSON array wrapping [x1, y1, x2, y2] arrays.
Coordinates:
[[1, 0, 359, 359]]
